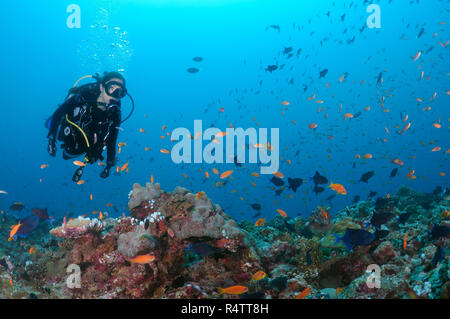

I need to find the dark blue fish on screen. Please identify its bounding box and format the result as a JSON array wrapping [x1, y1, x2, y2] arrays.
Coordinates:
[[270, 176, 284, 187], [287, 178, 303, 192], [265, 65, 278, 73], [305, 249, 312, 265], [187, 67, 199, 74], [417, 27, 424, 38], [283, 47, 293, 55], [250, 203, 262, 211], [366, 212, 394, 228], [16, 215, 40, 238], [390, 168, 398, 178], [190, 243, 215, 257], [376, 71, 383, 86], [359, 171, 375, 183], [319, 69, 328, 78], [430, 225, 450, 240], [431, 246, 445, 268], [334, 228, 375, 250], [192, 56, 203, 62], [311, 171, 328, 185], [313, 185, 325, 195]]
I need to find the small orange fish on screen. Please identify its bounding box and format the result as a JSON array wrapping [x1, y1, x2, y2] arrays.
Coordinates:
[[296, 287, 311, 299], [251, 172, 260, 178], [309, 123, 318, 129], [106, 203, 113, 207], [29, 246, 36, 254], [99, 212, 103, 220], [120, 162, 129, 172], [151, 174, 154, 184], [392, 159, 404, 166], [413, 50, 421, 62], [73, 160, 86, 167], [139, 128, 146, 133], [160, 149, 170, 154], [212, 168, 219, 175], [307, 93, 316, 100], [319, 208, 328, 219], [343, 113, 354, 119], [220, 170, 233, 179], [9, 222, 22, 239], [251, 270, 266, 281], [219, 107, 225, 113], [329, 181, 347, 195], [144, 147, 150, 151], [273, 171, 284, 179], [196, 191, 206, 199], [431, 146, 441, 152], [280, 101, 290, 106], [363, 154, 373, 159], [167, 228, 175, 238], [403, 232, 408, 250], [406, 170, 415, 177], [204, 172, 210, 179], [129, 254, 155, 264], [384, 127, 390, 135], [364, 106, 370, 111], [433, 123, 441, 128], [89, 194, 93, 200], [40, 164, 48, 169], [276, 209, 287, 218], [77, 180, 85, 185], [254, 218, 266, 227], [217, 285, 248, 295]]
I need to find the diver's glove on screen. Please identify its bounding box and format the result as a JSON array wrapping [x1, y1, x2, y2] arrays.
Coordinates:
[[100, 166, 111, 179], [47, 137, 56, 157]]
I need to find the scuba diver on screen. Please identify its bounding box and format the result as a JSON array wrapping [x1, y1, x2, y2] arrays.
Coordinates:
[[46, 71, 134, 182]]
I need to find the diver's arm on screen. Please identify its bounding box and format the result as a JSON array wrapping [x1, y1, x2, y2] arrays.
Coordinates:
[[100, 111, 121, 178]]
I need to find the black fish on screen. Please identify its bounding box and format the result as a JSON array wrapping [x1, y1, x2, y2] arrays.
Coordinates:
[[430, 225, 450, 240], [287, 178, 303, 192], [192, 56, 203, 62], [305, 249, 312, 265], [431, 246, 445, 268], [312, 171, 328, 185], [270, 176, 285, 187], [360, 171, 375, 183], [368, 191, 378, 198], [250, 203, 262, 211], [334, 228, 375, 250], [376, 71, 383, 86], [398, 212, 413, 224], [374, 229, 389, 240], [296, 48, 302, 57], [144, 219, 150, 230], [265, 65, 278, 73], [283, 47, 293, 55], [9, 202, 25, 211], [353, 195, 361, 203], [191, 243, 215, 257], [353, 111, 362, 118], [313, 186, 325, 195], [368, 212, 394, 228], [275, 188, 284, 196], [319, 69, 328, 78], [187, 67, 199, 74], [417, 27, 424, 38], [390, 168, 398, 178], [268, 25, 280, 32], [16, 216, 40, 238]]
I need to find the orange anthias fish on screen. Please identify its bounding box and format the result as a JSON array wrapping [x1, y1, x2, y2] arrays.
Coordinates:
[[120, 162, 129, 172], [40, 164, 48, 169], [212, 168, 219, 175], [362, 154, 373, 159], [196, 191, 206, 199], [273, 171, 284, 179], [403, 232, 408, 250], [220, 170, 234, 179], [251, 270, 267, 281], [160, 149, 170, 154], [73, 160, 86, 167], [329, 181, 347, 195], [29, 246, 36, 254], [319, 208, 328, 219], [391, 159, 404, 166], [77, 180, 85, 185], [295, 287, 311, 299], [309, 123, 318, 129], [254, 218, 266, 226], [129, 254, 155, 264], [9, 222, 22, 239], [343, 113, 354, 119], [280, 101, 290, 106], [276, 209, 287, 218], [217, 285, 248, 295], [431, 147, 441, 152]]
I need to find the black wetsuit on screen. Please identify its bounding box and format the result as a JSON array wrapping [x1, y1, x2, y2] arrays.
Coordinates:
[[47, 86, 121, 171]]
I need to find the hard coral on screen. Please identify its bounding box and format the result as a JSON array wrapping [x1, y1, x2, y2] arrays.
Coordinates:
[[49, 217, 92, 239]]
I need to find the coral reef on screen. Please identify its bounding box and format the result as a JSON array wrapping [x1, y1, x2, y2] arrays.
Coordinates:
[[0, 185, 448, 299]]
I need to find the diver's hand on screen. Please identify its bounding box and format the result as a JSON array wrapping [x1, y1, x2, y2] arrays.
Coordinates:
[[100, 166, 111, 179], [47, 138, 56, 157]]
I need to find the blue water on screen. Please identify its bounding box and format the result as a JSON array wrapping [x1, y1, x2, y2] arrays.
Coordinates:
[[0, 0, 448, 222]]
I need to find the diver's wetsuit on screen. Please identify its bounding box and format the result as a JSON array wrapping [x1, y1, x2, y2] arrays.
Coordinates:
[[47, 87, 121, 174]]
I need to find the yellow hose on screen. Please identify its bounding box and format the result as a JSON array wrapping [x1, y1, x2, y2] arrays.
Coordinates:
[[65, 114, 90, 148]]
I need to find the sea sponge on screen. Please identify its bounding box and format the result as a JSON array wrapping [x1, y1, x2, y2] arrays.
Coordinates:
[[49, 217, 92, 239], [329, 217, 361, 235], [128, 182, 162, 210], [117, 226, 157, 258]]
